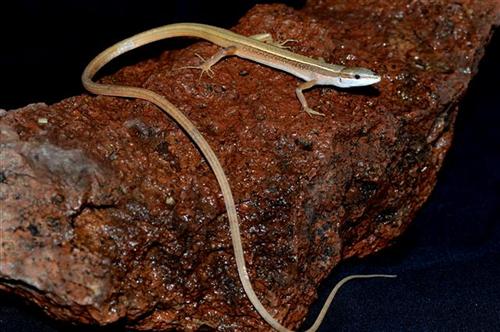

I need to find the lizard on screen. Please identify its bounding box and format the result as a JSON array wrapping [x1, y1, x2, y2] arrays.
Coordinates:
[[82, 22, 394, 332]]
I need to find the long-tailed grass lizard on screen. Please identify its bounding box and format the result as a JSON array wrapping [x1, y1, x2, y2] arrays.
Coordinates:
[[82, 22, 394, 332]]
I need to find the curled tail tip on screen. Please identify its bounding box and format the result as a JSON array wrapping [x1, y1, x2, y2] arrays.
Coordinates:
[[347, 273, 397, 280], [372, 274, 397, 279]]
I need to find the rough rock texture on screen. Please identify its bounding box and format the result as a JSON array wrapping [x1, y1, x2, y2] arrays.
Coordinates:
[[1, 0, 499, 330]]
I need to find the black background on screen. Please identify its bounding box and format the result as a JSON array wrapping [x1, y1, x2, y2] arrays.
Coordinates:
[[1, 1, 499, 331]]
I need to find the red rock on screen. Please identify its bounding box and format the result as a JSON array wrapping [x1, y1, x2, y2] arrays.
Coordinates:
[[1, 0, 499, 330]]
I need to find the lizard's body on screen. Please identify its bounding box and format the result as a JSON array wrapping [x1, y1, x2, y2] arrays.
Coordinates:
[[82, 23, 392, 332]]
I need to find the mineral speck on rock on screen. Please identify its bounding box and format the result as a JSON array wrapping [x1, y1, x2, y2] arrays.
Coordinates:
[[1, 0, 499, 330]]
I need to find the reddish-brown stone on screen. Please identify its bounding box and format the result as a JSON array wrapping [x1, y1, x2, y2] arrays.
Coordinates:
[[1, 0, 499, 330]]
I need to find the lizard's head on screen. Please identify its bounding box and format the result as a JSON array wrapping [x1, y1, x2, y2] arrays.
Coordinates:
[[334, 67, 381, 88]]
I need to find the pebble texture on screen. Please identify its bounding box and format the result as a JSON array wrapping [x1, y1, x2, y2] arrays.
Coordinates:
[[1, 0, 499, 330]]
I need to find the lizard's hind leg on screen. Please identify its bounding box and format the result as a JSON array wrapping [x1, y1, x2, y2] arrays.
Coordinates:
[[179, 46, 237, 79]]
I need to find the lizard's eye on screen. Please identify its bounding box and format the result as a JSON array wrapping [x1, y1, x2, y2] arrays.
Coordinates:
[[354, 74, 361, 79]]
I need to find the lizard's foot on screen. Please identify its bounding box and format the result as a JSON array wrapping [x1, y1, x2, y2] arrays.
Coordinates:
[[179, 53, 215, 79], [303, 107, 325, 117], [178, 47, 235, 80], [295, 80, 322, 117], [274, 38, 298, 50], [193, 53, 215, 78]]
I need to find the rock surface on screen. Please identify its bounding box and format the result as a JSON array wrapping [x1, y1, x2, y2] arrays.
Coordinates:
[[1, 0, 499, 330]]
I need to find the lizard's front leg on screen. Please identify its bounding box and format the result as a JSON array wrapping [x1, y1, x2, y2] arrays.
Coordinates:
[[296, 80, 325, 117], [250, 33, 297, 49]]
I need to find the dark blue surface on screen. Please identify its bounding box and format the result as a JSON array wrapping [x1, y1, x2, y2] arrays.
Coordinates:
[[1, 2, 499, 331]]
